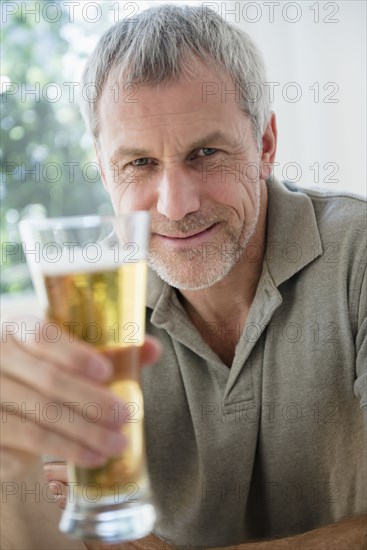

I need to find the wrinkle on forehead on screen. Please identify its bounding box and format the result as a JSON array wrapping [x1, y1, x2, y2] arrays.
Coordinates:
[[99, 56, 239, 121], [97, 61, 255, 163]]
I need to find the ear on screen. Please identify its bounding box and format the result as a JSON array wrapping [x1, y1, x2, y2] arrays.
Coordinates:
[[94, 140, 109, 192], [259, 112, 277, 180]]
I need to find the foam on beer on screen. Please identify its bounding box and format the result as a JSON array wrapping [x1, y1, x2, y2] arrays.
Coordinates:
[[38, 245, 140, 276]]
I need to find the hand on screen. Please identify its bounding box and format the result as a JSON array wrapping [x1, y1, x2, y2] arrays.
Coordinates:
[[1, 316, 161, 480]]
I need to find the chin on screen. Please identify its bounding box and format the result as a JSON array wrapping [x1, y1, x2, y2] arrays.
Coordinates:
[[148, 256, 236, 291]]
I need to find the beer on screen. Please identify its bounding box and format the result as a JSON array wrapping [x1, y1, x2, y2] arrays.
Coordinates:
[[71, 374, 148, 503], [43, 261, 147, 348], [43, 260, 150, 505], [71, 368, 149, 504]]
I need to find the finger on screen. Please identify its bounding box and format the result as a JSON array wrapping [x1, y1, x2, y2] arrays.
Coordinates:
[[43, 462, 68, 510], [1, 344, 125, 428], [53, 492, 67, 510], [3, 317, 113, 382], [1, 377, 128, 460], [46, 478, 67, 511], [1, 413, 115, 468], [2, 379, 127, 466], [55, 493, 66, 510], [43, 462, 68, 484], [140, 336, 162, 366]]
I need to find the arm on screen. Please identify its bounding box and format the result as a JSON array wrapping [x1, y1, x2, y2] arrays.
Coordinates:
[[210, 514, 367, 550], [77, 515, 367, 550]]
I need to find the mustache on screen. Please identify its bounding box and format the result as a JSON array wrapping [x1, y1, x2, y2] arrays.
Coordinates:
[[151, 210, 231, 235]]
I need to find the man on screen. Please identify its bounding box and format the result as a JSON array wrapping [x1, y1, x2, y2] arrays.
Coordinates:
[[1, 4, 366, 549]]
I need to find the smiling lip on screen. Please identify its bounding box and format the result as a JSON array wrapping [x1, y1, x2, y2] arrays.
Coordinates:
[[153, 223, 219, 246]]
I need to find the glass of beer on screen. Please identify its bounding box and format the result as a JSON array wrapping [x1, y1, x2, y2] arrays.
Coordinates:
[[19, 212, 155, 543]]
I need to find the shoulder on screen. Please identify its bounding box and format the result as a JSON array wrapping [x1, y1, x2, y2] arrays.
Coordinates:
[[296, 183, 366, 311], [281, 181, 366, 331], [284, 180, 366, 214], [285, 181, 366, 244]]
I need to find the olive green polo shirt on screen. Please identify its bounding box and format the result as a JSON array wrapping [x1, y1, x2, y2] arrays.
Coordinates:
[[142, 177, 367, 548]]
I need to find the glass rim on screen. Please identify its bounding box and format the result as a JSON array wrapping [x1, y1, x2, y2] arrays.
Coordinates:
[[18, 211, 150, 231]]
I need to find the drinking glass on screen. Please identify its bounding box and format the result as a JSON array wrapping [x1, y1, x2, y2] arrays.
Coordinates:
[[19, 213, 155, 543]]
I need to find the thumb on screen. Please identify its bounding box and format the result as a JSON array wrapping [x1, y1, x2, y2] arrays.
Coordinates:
[[140, 336, 162, 366]]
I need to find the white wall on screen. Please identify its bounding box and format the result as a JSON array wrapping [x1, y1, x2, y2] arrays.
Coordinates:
[[236, 1, 367, 195]]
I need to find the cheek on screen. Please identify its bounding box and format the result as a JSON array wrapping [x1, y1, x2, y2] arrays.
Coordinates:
[[109, 178, 155, 215], [207, 171, 257, 222]]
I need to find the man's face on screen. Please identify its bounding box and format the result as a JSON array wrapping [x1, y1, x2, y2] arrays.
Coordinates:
[[97, 62, 268, 290]]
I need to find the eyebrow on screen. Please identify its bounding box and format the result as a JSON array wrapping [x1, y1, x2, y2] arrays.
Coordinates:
[[109, 130, 237, 164]]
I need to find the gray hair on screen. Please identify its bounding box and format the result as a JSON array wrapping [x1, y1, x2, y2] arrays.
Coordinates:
[[81, 4, 270, 150]]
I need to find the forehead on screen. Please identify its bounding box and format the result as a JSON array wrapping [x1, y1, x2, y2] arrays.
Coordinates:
[[97, 61, 245, 149]]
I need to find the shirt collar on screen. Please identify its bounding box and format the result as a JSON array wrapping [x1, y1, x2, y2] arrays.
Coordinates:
[[265, 177, 323, 286]]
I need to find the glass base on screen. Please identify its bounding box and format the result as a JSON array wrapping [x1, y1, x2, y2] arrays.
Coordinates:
[[59, 501, 156, 543]]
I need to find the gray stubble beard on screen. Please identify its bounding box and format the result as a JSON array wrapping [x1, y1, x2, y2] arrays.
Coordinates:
[[148, 183, 261, 291]]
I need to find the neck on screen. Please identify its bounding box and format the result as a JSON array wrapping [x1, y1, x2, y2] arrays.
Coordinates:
[[178, 181, 268, 330]]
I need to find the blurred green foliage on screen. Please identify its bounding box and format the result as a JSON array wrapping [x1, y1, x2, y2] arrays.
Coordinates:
[[1, 0, 113, 294]]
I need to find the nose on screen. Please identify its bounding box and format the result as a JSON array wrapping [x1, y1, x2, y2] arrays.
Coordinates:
[[156, 167, 200, 221]]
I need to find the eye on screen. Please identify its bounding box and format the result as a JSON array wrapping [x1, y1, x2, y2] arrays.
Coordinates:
[[130, 158, 153, 167], [197, 147, 218, 157]]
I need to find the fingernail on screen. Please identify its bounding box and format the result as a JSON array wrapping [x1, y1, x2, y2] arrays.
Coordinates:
[[48, 482, 62, 496], [88, 358, 112, 380]]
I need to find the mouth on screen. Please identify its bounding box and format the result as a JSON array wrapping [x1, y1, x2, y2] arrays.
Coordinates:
[[153, 223, 220, 247]]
